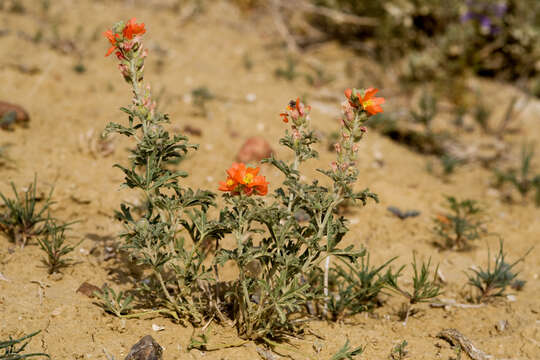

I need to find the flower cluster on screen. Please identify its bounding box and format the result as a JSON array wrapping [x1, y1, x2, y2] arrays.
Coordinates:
[[279, 97, 313, 146], [104, 18, 155, 116], [218, 162, 268, 196], [279, 98, 311, 126], [330, 88, 384, 177], [104, 18, 146, 59]]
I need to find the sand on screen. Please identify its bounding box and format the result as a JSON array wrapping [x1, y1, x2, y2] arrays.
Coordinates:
[[1, 1, 539, 359]]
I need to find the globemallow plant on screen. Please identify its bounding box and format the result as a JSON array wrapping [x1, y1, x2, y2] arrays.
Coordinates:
[[103, 18, 386, 344]]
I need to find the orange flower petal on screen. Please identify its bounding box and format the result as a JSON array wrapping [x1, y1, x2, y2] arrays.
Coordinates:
[[295, 97, 300, 112], [246, 167, 260, 177], [363, 88, 378, 100], [123, 17, 146, 39], [255, 183, 268, 196], [436, 214, 452, 225], [218, 181, 229, 191], [105, 45, 116, 57], [226, 163, 246, 183]]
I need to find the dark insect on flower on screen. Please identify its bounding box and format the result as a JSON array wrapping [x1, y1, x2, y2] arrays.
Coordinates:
[[288, 99, 297, 109]]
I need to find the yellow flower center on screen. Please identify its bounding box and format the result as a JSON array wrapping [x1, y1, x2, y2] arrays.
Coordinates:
[[243, 173, 254, 184], [362, 99, 373, 108], [226, 179, 235, 186]]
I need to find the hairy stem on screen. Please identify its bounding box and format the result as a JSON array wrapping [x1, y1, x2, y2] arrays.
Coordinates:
[[155, 270, 176, 310], [287, 153, 300, 213], [318, 199, 340, 318]]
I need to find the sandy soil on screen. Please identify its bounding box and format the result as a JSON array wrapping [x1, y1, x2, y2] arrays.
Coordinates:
[[1, 1, 539, 359]]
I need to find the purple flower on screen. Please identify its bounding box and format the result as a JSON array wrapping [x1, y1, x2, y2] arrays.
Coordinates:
[[480, 16, 492, 30]]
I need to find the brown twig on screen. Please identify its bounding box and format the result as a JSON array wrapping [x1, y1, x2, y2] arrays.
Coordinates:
[[282, 0, 378, 26], [430, 299, 486, 309], [270, 0, 300, 53], [438, 328, 493, 360]]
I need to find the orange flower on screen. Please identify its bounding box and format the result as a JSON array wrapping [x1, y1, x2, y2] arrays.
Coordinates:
[[219, 163, 268, 196], [104, 18, 146, 57], [436, 214, 452, 225], [359, 88, 385, 116], [218, 176, 238, 192], [123, 18, 146, 40], [344, 88, 385, 116], [279, 98, 310, 124]]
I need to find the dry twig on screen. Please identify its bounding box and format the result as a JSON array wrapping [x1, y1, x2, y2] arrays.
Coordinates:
[[281, 0, 378, 26], [438, 328, 493, 360]]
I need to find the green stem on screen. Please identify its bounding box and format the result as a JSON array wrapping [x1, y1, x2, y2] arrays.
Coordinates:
[[287, 152, 300, 213], [155, 270, 176, 309], [199, 340, 250, 351], [318, 198, 341, 319], [120, 309, 165, 319]]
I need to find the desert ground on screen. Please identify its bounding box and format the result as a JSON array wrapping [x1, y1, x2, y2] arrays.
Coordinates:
[[1, 1, 539, 359]]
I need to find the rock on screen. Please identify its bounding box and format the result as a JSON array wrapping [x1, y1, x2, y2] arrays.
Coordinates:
[[125, 335, 163, 360], [76, 282, 101, 298], [496, 320, 508, 332], [183, 125, 202, 137], [0, 101, 29, 129], [236, 136, 272, 163]]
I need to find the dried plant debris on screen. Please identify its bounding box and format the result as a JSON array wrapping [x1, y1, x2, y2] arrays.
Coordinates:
[[437, 328, 493, 360], [387, 206, 420, 220]]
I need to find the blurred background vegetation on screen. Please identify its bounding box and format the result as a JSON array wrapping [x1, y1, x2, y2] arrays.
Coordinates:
[[233, 0, 539, 95]]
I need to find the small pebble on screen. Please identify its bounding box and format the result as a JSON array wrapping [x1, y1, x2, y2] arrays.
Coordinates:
[[496, 320, 508, 332], [152, 324, 165, 332], [49, 273, 63, 281], [183, 125, 202, 137], [76, 282, 101, 298], [51, 307, 63, 317], [182, 94, 192, 104]]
